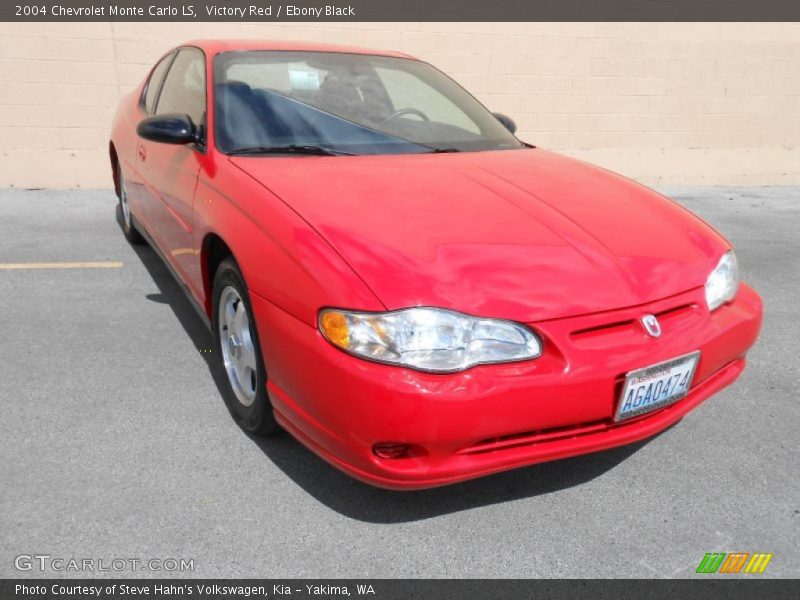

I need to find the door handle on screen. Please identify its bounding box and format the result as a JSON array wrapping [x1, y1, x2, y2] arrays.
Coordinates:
[[138, 145, 147, 161]]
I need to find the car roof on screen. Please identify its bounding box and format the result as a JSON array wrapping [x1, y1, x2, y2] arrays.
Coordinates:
[[182, 39, 417, 60]]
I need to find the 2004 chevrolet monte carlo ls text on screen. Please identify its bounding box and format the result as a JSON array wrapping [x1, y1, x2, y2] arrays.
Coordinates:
[[109, 40, 763, 489]]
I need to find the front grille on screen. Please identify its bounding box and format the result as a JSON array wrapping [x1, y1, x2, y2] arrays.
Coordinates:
[[570, 302, 697, 343]]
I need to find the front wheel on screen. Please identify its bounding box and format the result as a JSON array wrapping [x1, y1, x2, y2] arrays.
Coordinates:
[[212, 257, 280, 435]]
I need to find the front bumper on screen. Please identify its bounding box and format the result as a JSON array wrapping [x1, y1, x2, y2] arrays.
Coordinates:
[[252, 284, 763, 490]]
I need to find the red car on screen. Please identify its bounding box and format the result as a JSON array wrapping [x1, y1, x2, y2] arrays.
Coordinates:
[[110, 40, 762, 489]]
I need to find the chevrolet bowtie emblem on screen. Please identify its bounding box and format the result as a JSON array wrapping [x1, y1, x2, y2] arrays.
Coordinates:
[[641, 314, 662, 338]]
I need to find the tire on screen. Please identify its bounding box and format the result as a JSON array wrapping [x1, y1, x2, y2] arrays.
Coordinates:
[[117, 162, 144, 244], [212, 257, 281, 435]]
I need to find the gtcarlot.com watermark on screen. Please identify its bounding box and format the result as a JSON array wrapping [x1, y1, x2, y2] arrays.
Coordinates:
[[14, 554, 194, 573]]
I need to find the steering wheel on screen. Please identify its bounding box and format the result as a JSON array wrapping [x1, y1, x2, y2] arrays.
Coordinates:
[[384, 107, 430, 123]]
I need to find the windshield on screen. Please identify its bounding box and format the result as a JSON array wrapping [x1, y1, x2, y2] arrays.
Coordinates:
[[213, 51, 524, 155]]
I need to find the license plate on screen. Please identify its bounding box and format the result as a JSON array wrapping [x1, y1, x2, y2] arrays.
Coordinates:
[[615, 351, 700, 422]]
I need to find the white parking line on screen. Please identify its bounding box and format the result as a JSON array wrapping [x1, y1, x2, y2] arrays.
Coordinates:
[[0, 261, 124, 270]]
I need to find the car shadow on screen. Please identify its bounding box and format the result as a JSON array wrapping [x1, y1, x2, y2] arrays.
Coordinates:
[[247, 433, 652, 523], [124, 212, 663, 524]]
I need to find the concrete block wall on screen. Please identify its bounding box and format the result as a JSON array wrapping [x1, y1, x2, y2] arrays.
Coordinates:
[[0, 22, 798, 188]]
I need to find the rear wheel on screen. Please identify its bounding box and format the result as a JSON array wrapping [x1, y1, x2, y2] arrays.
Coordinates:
[[117, 163, 144, 244], [212, 257, 280, 435]]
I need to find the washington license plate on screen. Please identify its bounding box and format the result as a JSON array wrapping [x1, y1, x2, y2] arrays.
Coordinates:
[[615, 351, 700, 421]]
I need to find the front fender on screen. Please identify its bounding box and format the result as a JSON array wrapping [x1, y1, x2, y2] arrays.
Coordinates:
[[192, 158, 385, 326]]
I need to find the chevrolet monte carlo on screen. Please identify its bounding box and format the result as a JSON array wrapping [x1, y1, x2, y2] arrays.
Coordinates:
[[109, 40, 763, 489]]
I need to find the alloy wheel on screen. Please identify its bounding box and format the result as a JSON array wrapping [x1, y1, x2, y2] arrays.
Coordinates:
[[218, 285, 258, 407]]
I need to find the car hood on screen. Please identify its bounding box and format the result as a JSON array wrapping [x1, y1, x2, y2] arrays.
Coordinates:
[[231, 149, 728, 322]]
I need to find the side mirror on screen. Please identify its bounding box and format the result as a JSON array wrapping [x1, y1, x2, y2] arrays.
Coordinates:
[[137, 114, 198, 145], [492, 112, 517, 134]]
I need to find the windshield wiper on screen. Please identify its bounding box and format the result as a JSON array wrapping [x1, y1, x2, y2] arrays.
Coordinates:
[[420, 147, 461, 153], [227, 144, 353, 156]]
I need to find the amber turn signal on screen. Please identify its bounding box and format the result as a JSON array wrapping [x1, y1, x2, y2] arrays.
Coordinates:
[[319, 310, 350, 348]]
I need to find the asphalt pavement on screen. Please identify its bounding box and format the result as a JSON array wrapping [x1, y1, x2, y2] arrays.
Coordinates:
[[0, 186, 797, 578]]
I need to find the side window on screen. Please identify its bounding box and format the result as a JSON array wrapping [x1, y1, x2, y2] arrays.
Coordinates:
[[155, 48, 206, 132], [142, 53, 173, 114]]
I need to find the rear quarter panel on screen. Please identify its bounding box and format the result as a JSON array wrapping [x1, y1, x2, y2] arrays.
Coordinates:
[[110, 85, 145, 202]]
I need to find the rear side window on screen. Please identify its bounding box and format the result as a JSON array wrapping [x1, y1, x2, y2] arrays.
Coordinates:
[[155, 48, 206, 130], [143, 53, 173, 114]]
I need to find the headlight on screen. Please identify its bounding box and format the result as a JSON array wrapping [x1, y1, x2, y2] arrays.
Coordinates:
[[705, 250, 739, 311], [318, 307, 542, 373]]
